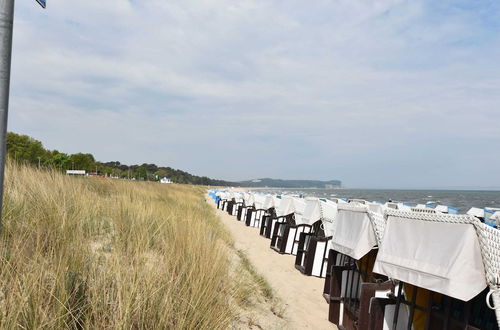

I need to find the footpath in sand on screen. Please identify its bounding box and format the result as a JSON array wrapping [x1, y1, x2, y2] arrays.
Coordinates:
[[212, 205, 335, 329]]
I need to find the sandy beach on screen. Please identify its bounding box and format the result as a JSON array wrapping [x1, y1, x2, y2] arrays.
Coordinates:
[[211, 203, 335, 329]]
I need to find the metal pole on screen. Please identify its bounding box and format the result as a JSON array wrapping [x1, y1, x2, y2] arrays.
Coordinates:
[[0, 0, 15, 224]]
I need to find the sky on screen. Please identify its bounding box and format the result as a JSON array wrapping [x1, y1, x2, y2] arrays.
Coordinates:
[[8, 0, 500, 189]]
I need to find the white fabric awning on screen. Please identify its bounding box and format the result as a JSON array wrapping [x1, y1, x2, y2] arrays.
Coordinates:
[[373, 212, 487, 302], [277, 196, 294, 216], [244, 193, 254, 206], [277, 196, 307, 223], [367, 203, 385, 214], [330, 204, 377, 260], [467, 207, 484, 218], [291, 197, 307, 225], [263, 195, 278, 210], [302, 198, 322, 225], [254, 194, 266, 209]]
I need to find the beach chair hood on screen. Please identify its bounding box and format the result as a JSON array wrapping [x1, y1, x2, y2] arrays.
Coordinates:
[[253, 194, 266, 209], [467, 207, 485, 218], [291, 197, 307, 225], [302, 198, 322, 225], [244, 193, 254, 207], [263, 195, 278, 210], [330, 203, 378, 260], [373, 210, 487, 302], [277, 196, 306, 222]]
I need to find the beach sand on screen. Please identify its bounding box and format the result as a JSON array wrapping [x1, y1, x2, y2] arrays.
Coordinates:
[[212, 204, 335, 329]]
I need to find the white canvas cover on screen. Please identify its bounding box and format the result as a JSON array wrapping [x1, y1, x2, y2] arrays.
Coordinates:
[[263, 195, 278, 210], [367, 203, 385, 214], [254, 194, 266, 209], [302, 197, 322, 226], [435, 205, 449, 213], [230, 191, 244, 203], [277, 196, 295, 216], [244, 193, 255, 207], [467, 207, 484, 218], [373, 213, 487, 302], [330, 204, 377, 260], [291, 197, 307, 225]]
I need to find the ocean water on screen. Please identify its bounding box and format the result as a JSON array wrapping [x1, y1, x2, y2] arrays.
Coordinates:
[[251, 188, 500, 214]]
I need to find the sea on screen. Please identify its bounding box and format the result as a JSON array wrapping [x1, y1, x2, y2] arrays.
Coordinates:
[[250, 188, 500, 214]]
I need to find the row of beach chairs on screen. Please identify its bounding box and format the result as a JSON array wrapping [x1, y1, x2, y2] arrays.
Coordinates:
[[209, 190, 500, 330]]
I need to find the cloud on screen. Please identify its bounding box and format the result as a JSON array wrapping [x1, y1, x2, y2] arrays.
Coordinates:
[[8, 0, 500, 188]]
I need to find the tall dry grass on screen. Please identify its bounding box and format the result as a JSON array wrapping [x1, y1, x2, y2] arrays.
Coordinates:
[[0, 162, 244, 329]]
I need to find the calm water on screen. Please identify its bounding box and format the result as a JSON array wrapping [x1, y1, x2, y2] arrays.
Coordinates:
[[252, 188, 500, 214]]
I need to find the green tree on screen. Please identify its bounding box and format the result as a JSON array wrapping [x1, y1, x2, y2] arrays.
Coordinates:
[[69, 153, 95, 172], [50, 151, 70, 170], [6, 132, 47, 165]]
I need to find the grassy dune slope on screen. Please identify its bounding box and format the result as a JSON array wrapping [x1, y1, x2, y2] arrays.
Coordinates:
[[0, 162, 254, 329]]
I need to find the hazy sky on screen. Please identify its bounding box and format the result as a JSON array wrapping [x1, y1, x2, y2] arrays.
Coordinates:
[[9, 0, 500, 189]]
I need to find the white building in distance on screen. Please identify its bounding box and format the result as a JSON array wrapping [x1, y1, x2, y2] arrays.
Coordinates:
[[160, 177, 173, 184], [66, 170, 86, 176]]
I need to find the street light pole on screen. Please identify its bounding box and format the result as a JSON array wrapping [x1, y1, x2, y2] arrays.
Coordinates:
[[0, 0, 15, 224]]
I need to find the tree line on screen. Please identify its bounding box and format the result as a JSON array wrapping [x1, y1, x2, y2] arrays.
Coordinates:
[[6, 132, 234, 185]]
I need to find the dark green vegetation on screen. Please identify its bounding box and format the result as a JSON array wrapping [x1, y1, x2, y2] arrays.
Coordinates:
[[6, 132, 231, 185], [6, 132, 342, 187]]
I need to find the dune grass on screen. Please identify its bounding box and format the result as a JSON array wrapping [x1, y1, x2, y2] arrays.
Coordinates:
[[0, 162, 249, 329]]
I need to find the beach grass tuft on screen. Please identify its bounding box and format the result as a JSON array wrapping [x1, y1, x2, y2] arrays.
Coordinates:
[[0, 161, 247, 329]]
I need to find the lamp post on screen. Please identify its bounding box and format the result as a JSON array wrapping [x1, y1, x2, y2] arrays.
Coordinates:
[[0, 0, 15, 224]]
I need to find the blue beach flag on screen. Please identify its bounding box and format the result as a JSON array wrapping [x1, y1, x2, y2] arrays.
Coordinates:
[[36, 0, 46, 8]]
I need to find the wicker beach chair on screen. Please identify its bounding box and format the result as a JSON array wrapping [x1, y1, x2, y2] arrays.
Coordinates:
[[226, 192, 244, 216], [236, 192, 252, 221], [369, 209, 499, 330], [260, 195, 281, 238], [245, 194, 267, 227], [323, 202, 394, 329], [270, 196, 308, 255], [295, 197, 338, 277]]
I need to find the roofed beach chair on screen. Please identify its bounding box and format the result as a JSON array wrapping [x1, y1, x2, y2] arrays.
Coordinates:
[[216, 191, 229, 210], [468, 207, 485, 220], [259, 195, 281, 238], [260, 196, 295, 240], [237, 192, 252, 221], [245, 194, 267, 227], [435, 204, 459, 214], [226, 192, 244, 216], [368, 209, 499, 330], [225, 191, 236, 215], [295, 197, 338, 277], [323, 202, 395, 329], [270, 196, 308, 254]]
